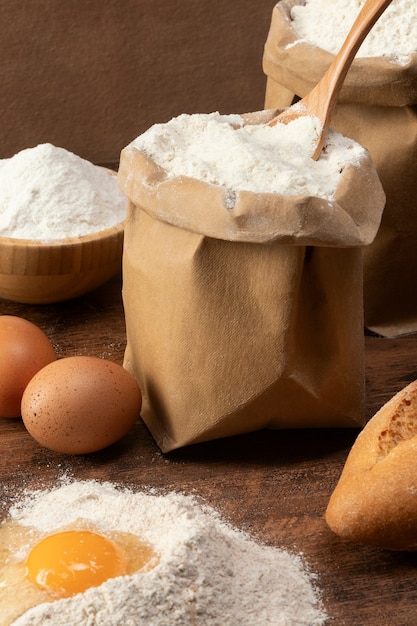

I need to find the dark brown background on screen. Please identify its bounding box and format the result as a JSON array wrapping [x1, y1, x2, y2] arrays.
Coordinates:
[[0, 0, 277, 165]]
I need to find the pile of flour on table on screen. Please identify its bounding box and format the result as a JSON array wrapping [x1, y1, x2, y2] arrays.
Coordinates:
[[290, 0, 416, 64], [131, 111, 366, 203], [9, 479, 328, 626], [0, 143, 126, 240]]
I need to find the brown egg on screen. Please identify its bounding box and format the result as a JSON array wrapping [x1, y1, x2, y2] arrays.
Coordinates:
[[0, 315, 57, 418], [21, 356, 141, 454]]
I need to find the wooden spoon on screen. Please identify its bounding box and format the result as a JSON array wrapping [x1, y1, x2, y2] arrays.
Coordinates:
[[269, 0, 394, 160]]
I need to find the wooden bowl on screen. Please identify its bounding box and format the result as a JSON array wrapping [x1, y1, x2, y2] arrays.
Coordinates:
[[0, 222, 124, 304]]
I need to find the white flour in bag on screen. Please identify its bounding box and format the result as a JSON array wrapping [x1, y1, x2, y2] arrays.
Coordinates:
[[0, 143, 126, 240], [7, 479, 328, 626], [290, 0, 416, 65], [131, 112, 366, 202]]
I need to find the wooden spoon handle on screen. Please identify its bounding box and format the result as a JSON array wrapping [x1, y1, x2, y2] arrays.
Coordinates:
[[269, 0, 394, 160], [311, 0, 393, 130]]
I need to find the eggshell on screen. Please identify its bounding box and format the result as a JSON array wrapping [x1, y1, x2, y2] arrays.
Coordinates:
[[21, 356, 142, 454], [0, 315, 56, 418]]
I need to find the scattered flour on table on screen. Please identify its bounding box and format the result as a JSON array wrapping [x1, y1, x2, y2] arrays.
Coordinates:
[[290, 0, 416, 64], [0, 143, 127, 240], [8, 479, 328, 626], [131, 112, 366, 202]]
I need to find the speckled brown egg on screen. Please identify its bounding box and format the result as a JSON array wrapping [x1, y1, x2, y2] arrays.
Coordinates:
[[0, 315, 57, 418], [21, 355, 141, 454]]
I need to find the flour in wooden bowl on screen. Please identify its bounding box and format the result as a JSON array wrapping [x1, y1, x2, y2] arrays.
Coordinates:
[[0, 143, 126, 240], [3, 479, 328, 625]]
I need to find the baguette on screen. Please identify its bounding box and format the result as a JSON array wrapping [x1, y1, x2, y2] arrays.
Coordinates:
[[326, 380, 417, 551]]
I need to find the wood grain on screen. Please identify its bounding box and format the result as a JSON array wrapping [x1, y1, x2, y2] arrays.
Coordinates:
[[1, 272, 417, 625], [0, 219, 123, 304]]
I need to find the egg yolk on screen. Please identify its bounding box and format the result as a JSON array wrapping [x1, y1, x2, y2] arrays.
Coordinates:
[[25, 530, 129, 597]]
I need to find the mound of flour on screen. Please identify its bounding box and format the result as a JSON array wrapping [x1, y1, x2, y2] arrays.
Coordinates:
[[131, 111, 365, 202], [9, 479, 327, 626], [0, 144, 126, 240], [290, 0, 416, 64]]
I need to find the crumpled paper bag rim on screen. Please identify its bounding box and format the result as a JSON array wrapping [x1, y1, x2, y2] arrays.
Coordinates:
[[263, 0, 417, 107], [117, 109, 385, 248]]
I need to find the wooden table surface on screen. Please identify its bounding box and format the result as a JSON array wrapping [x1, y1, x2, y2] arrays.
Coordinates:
[[1, 272, 417, 625]]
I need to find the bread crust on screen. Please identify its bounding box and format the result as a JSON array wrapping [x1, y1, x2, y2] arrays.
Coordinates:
[[325, 380, 417, 550]]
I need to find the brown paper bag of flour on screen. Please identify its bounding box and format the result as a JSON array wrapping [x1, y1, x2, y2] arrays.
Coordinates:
[[117, 110, 385, 452], [263, 0, 417, 338]]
